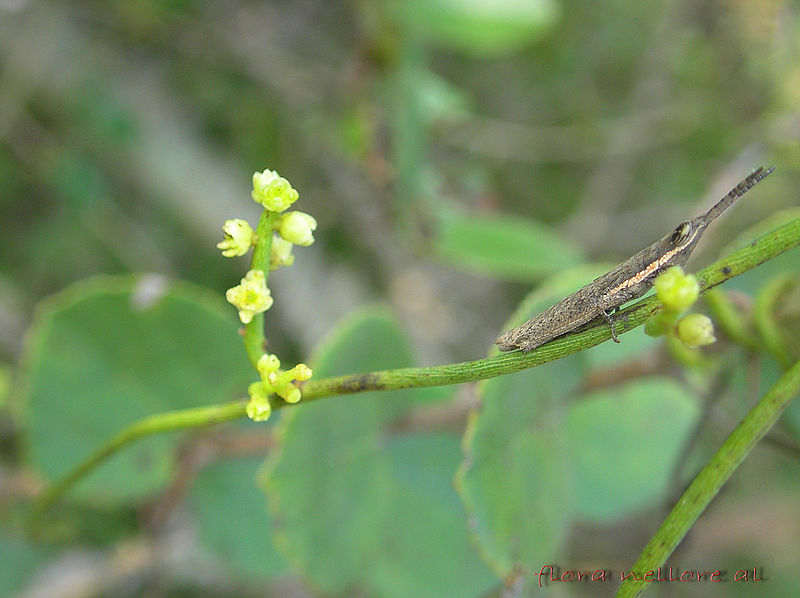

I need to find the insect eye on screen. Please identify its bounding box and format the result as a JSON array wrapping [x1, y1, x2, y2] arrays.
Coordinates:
[[670, 222, 693, 246]]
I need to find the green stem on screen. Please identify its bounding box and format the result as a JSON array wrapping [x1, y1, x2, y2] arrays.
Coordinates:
[[299, 215, 800, 402], [614, 358, 800, 598], [753, 274, 795, 368], [389, 34, 427, 241], [28, 401, 247, 532], [243, 211, 275, 368], [703, 287, 756, 350], [26, 216, 800, 525]]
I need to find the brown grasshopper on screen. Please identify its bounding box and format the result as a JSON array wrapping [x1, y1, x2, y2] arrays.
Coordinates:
[[495, 166, 775, 352]]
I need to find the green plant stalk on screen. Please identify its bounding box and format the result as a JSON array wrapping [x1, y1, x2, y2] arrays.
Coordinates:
[[615, 357, 800, 598], [752, 274, 795, 368], [27, 216, 800, 524], [243, 210, 275, 367], [702, 287, 756, 350], [299, 215, 800, 402], [389, 34, 427, 241], [28, 401, 247, 531]]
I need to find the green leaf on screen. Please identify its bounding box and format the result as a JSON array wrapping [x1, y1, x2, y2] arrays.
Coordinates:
[[19, 275, 253, 505], [456, 358, 581, 578], [386, 0, 560, 57], [262, 307, 494, 596], [374, 433, 496, 597], [189, 454, 288, 580], [566, 378, 700, 523], [0, 535, 47, 596], [434, 209, 584, 282], [457, 268, 602, 577]]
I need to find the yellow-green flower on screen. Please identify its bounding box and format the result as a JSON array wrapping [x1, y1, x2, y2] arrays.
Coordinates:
[[225, 269, 273, 324], [677, 313, 716, 348], [246, 382, 272, 422], [270, 234, 295, 269], [257, 353, 281, 377], [216, 219, 254, 257], [292, 363, 313, 381], [276, 383, 302, 404], [251, 168, 299, 212], [278, 211, 317, 246]]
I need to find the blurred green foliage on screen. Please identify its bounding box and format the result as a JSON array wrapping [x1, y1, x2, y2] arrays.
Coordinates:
[[2, 0, 800, 596]]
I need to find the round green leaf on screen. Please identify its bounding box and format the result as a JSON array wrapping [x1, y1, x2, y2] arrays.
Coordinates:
[[458, 266, 611, 577], [263, 307, 494, 596], [435, 209, 584, 282], [19, 275, 253, 505], [566, 377, 700, 523], [0, 535, 47, 596], [456, 357, 581, 577], [189, 454, 288, 580]]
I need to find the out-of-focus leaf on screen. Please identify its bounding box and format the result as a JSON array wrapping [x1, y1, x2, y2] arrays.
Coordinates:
[[375, 433, 496, 597], [387, 0, 560, 57], [435, 209, 584, 282], [456, 269, 596, 578], [262, 308, 495, 597], [189, 455, 288, 580], [0, 535, 47, 596], [19, 275, 253, 505], [415, 68, 472, 124], [567, 378, 700, 523], [456, 358, 579, 578]]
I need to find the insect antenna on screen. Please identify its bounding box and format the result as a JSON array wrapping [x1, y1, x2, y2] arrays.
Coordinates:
[[703, 165, 775, 222]]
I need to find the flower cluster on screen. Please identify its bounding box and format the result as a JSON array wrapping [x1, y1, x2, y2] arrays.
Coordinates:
[[645, 266, 715, 349], [246, 354, 313, 421], [218, 168, 317, 324], [218, 168, 316, 421]]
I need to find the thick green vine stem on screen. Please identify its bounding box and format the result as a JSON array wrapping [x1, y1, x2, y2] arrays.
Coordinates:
[[26, 215, 800, 526], [614, 357, 800, 598], [299, 215, 800, 402]]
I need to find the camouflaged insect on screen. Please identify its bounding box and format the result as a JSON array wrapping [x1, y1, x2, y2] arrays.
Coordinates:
[[495, 166, 775, 352]]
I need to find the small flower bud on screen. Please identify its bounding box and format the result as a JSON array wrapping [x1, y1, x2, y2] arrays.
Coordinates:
[[216, 219, 254, 257], [677, 313, 716, 348], [225, 269, 273, 324], [251, 169, 299, 212], [654, 267, 700, 312], [269, 234, 295, 269], [278, 211, 317, 247], [257, 353, 281, 377], [644, 311, 673, 337], [277, 383, 302, 404], [292, 363, 313, 381], [246, 382, 272, 422]]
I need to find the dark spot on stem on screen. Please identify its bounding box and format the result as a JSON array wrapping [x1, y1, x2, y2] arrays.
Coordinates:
[[721, 266, 731, 276], [342, 373, 384, 394]]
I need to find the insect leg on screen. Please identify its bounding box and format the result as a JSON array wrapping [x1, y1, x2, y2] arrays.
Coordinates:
[[602, 308, 621, 343]]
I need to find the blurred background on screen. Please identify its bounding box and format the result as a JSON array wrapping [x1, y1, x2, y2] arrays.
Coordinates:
[[1, 1, 800, 597]]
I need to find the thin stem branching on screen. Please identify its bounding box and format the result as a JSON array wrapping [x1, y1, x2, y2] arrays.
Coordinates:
[[27, 216, 800, 529]]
